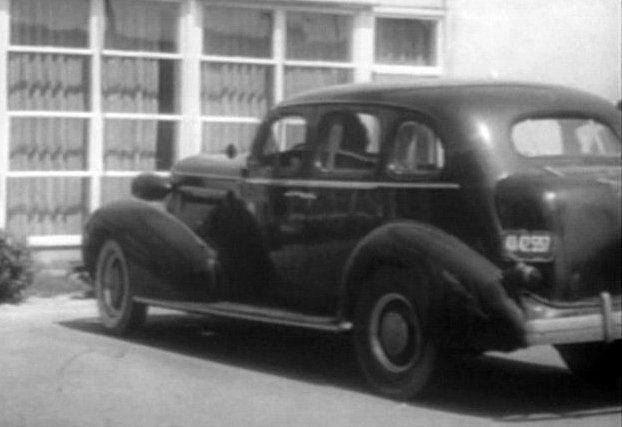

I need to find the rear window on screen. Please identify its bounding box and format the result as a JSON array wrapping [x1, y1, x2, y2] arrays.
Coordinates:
[[512, 118, 620, 158]]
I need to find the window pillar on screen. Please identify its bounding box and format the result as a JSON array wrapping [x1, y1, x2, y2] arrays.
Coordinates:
[[0, 0, 9, 229], [273, 9, 285, 104], [89, 0, 104, 212], [179, 0, 202, 158], [353, 10, 373, 82]]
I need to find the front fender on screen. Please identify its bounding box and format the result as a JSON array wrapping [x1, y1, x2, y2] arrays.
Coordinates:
[[83, 200, 216, 296], [340, 221, 526, 350]]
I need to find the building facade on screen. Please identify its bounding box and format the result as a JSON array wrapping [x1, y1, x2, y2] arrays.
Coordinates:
[[0, 0, 620, 249]]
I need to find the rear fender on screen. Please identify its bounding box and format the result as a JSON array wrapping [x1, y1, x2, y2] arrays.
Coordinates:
[[340, 222, 526, 350], [83, 200, 217, 300]]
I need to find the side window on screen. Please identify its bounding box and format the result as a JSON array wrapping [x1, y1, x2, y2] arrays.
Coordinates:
[[389, 121, 445, 176], [574, 121, 618, 155], [258, 114, 308, 176], [316, 111, 380, 172]]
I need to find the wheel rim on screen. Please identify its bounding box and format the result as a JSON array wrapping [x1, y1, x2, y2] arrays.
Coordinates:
[[98, 244, 128, 319], [369, 293, 422, 373]]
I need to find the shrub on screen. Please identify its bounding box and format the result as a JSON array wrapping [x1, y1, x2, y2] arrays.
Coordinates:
[[0, 230, 34, 303]]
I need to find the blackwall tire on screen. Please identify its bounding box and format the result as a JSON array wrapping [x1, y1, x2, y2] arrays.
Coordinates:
[[95, 239, 147, 334], [556, 340, 621, 387], [354, 267, 436, 400]]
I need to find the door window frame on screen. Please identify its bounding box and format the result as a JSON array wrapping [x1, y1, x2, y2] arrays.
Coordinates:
[[386, 114, 446, 181], [311, 104, 391, 181], [248, 106, 315, 178]]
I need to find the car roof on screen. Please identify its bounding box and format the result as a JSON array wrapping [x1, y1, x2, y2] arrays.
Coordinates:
[[279, 80, 617, 123]]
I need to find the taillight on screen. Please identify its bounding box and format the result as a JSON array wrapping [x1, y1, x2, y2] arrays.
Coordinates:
[[503, 230, 554, 262]]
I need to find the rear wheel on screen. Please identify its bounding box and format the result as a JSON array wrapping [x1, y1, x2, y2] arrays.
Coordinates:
[[353, 267, 436, 399], [95, 239, 146, 334], [556, 340, 621, 387]]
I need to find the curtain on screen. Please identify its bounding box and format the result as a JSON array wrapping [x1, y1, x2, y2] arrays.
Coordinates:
[[102, 57, 178, 114], [201, 63, 272, 116], [284, 67, 353, 98], [203, 6, 272, 57], [9, 53, 90, 111], [286, 12, 352, 61], [10, 118, 88, 171], [6, 178, 88, 237], [104, 0, 178, 52], [101, 177, 134, 205], [10, 0, 89, 47], [105, 119, 176, 171], [375, 18, 436, 66]]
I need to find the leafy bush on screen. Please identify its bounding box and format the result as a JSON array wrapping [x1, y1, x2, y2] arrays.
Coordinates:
[[0, 230, 34, 303]]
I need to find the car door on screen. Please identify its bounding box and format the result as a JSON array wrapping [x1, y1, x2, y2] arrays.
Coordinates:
[[384, 113, 477, 246], [295, 106, 390, 314], [243, 107, 317, 308]]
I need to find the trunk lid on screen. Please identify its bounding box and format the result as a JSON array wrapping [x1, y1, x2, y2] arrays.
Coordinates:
[[496, 166, 621, 301]]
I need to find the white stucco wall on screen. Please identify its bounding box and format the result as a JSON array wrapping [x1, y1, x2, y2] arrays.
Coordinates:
[[445, 0, 621, 103]]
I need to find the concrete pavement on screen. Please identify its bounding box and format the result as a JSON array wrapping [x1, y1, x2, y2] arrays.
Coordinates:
[[1, 296, 620, 427]]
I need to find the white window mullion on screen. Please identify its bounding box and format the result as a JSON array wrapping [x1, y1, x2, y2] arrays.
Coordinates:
[[104, 112, 182, 121], [273, 9, 285, 104], [89, 0, 105, 212], [353, 10, 373, 83], [9, 45, 93, 55], [200, 55, 275, 66], [0, 0, 10, 229], [201, 116, 261, 124], [28, 235, 82, 247], [179, 0, 203, 158], [100, 50, 182, 60], [436, 15, 445, 75], [9, 111, 93, 118], [373, 64, 443, 76]]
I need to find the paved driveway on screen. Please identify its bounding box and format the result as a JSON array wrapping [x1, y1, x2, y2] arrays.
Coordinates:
[[1, 296, 620, 427]]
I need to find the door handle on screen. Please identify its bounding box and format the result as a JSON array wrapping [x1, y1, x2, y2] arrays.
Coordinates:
[[284, 190, 317, 201]]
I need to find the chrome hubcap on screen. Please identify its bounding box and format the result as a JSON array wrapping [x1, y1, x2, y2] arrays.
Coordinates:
[[379, 311, 410, 357], [369, 293, 421, 373], [98, 245, 127, 318]]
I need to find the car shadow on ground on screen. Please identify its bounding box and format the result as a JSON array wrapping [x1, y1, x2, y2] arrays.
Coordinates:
[[60, 312, 621, 423]]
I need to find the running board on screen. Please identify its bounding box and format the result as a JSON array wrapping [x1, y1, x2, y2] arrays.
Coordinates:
[[134, 297, 353, 333]]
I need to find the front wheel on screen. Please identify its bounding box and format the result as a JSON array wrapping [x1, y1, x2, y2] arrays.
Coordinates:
[[353, 267, 436, 400], [95, 239, 147, 334]]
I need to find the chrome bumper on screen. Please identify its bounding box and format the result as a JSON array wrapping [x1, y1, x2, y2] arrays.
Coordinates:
[[524, 292, 622, 345]]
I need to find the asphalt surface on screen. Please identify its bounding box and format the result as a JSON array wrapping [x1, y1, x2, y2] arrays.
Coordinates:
[[1, 296, 620, 427]]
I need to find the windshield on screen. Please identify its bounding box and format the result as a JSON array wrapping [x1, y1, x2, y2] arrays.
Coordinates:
[[512, 118, 621, 159]]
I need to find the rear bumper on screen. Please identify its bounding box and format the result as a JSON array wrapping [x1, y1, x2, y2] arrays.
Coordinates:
[[524, 292, 622, 345]]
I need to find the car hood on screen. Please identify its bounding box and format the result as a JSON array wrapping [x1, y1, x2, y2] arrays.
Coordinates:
[[171, 153, 249, 179]]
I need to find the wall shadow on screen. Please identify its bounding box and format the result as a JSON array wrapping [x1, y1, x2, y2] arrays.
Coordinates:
[[60, 313, 621, 422]]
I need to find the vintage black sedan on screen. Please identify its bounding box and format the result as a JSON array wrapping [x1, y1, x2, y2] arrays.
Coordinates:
[[83, 81, 621, 398]]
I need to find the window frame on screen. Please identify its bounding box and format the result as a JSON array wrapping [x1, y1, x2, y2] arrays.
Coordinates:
[[0, 0, 446, 246], [510, 115, 622, 160], [371, 7, 444, 81], [1, 0, 185, 246], [311, 105, 387, 181], [101, 0, 184, 176], [199, 4, 358, 156], [249, 106, 313, 178], [386, 116, 446, 180], [2, 0, 96, 245]]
